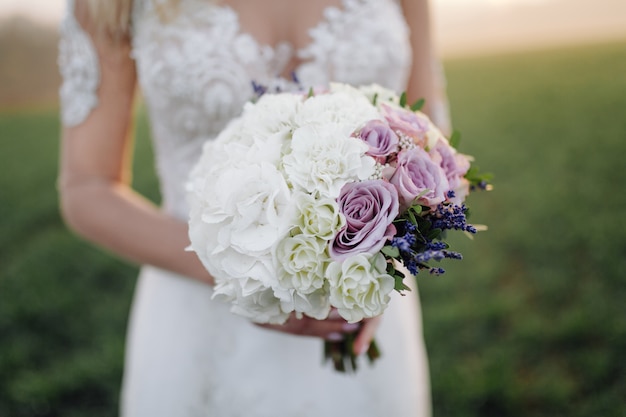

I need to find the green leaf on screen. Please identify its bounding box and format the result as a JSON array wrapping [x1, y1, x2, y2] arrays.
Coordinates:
[[394, 273, 411, 293], [372, 93, 378, 106], [408, 204, 423, 215], [307, 87, 314, 98], [410, 189, 430, 207], [428, 229, 444, 241], [381, 245, 400, 258], [449, 130, 462, 149], [465, 166, 494, 186], [399, 92, 407, 108], [410, 98, 425, 112]]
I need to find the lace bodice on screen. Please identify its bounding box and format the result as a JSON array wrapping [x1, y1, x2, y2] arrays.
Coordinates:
[[59, 0, 440, 219]]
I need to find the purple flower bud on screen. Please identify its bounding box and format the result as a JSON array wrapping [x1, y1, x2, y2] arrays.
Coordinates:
[[330, 180, 399, 261]]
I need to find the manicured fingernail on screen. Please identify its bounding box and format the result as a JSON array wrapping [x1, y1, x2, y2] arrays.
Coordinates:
[[326, 332, 344, 341], [358, 343, 370, 356], [328, 309, 341, 319], [342, 323, 360, 332]]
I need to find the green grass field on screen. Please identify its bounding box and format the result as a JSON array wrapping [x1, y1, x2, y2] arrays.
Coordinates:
[[1, 40, 625, 416]]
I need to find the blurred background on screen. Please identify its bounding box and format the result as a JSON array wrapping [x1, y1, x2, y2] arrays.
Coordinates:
[[1, 0, 625, 416]]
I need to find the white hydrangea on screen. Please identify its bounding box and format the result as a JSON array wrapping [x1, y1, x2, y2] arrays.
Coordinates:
[[294, 90, 380, 132], [188, 160, 296, 312], [238, 93, 302, 141], [274, 287, 332, 321], [354, 83, 401, 107]]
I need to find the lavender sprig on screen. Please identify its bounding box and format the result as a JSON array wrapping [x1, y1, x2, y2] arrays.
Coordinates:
[[432, 203, 477, 234], [384, 200, 476, 286]]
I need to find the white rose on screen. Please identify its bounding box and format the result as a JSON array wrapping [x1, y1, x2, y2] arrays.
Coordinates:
[[293, 192, 345, 240], [326, 252, 395, 323], [283, 124, 376, 198], [422, 115, 449, 151], [275, 234, 328, 294]]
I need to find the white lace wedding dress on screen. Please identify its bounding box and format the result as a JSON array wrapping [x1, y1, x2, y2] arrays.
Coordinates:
[[60, 0, 450, 415]]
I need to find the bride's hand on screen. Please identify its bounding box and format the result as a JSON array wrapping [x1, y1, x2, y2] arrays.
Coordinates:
[[257, 310, 382, 355], [353, 315, 381, 356]]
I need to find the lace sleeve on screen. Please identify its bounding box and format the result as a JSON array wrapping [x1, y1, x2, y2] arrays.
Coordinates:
[[58, 0, 100, 127]]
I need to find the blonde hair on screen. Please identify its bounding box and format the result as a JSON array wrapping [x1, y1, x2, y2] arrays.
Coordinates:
[[86, 0, 181, 37]]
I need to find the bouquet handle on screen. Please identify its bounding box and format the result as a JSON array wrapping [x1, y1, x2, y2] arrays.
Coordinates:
[[324, 334, 381, 373]]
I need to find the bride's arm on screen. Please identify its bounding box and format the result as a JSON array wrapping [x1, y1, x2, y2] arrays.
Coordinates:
[[401, 0, 451, 133], [58, 1, 213, 284]]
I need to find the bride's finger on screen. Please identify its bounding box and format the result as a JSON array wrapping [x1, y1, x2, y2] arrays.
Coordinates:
[[353, 316, 381, 355], [257, 315, 360, 339]]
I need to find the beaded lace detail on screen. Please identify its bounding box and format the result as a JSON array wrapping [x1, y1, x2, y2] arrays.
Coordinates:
[[58, 0, 100, 127], [131, 0, 411, 138]]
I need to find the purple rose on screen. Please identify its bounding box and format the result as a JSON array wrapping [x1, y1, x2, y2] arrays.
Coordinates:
[[356, 120, 399, 162], [330, 180, 399, 261], [430, 139, 471, 204], [389, 147, 449, 210]]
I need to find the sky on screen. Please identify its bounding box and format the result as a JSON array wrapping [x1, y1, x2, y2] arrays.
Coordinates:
[[1, 0, 625, 56], [0, 0, 558, 24]]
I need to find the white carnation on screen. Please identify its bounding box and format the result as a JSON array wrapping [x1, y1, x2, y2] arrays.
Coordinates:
[[283, 124, 376, 198], [326, 252, 395, 323]]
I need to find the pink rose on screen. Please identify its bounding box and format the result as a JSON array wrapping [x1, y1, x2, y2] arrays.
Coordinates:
[[380, 103, 430, 147], [356, 120, 399, 162], [389, 147, 449, 210], [330, 180, 399, 261], [430, 139, 471, 204]]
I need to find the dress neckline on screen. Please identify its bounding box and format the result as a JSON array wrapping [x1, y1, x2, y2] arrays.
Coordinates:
[[217, 0, 350, 78]]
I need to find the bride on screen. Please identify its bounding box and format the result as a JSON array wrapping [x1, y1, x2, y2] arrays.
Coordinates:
[[58, 0, 449, 415]]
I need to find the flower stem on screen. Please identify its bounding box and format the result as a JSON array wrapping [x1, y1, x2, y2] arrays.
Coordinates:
[[324, 335, 381, 373]]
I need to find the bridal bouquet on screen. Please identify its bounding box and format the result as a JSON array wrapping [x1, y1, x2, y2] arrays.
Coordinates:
[[187, 83, 491, 372]]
